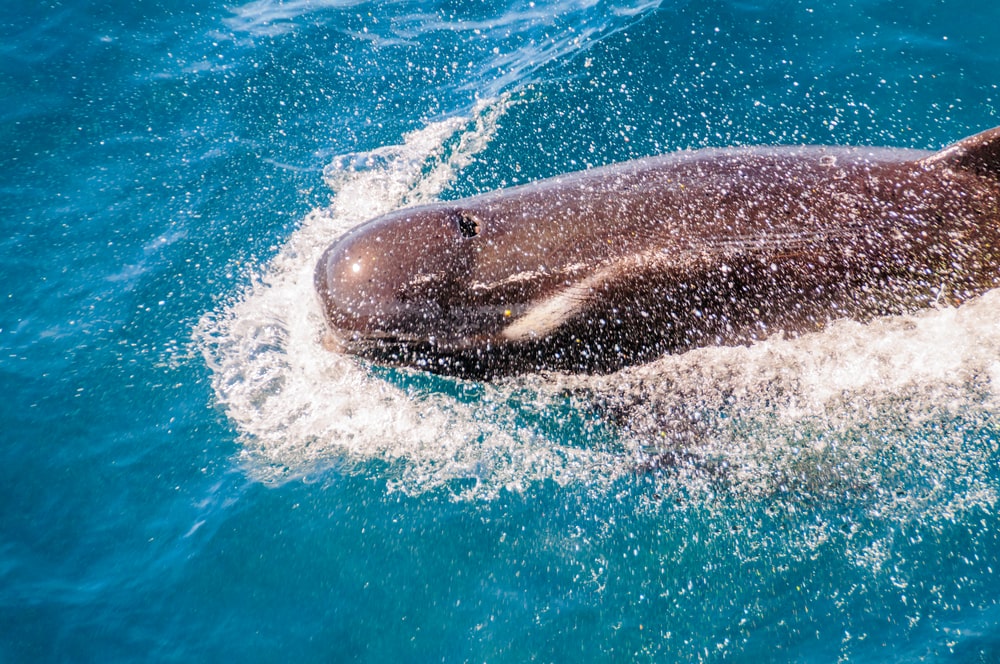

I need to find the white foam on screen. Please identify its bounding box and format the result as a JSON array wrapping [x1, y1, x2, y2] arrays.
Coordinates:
[[552, 292, 1000, 514]]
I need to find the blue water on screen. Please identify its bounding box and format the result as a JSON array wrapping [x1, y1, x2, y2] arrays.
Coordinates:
[[4, 0, 1000, 660]]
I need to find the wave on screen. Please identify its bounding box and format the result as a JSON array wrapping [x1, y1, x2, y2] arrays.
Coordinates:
[[224, 0, 662, 94]]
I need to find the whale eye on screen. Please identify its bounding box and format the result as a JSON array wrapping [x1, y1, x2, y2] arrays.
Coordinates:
[[454, 210, 481, 239]]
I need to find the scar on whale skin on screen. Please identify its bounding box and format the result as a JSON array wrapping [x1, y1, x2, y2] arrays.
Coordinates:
[[315, 127, 1000, 379]]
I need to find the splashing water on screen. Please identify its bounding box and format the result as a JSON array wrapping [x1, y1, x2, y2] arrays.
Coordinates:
[[200, 99, 1000, 518], [198, 98, 629, 498]]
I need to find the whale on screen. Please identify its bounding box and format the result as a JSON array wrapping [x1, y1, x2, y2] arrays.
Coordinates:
[[315, 127, 1000, 379]]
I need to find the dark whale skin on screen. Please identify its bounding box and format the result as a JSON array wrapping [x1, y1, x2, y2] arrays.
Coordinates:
[[315, 127, 1000, 379]]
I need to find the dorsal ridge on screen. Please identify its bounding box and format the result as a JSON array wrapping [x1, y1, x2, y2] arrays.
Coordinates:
[[921, 126, 1000, 177]]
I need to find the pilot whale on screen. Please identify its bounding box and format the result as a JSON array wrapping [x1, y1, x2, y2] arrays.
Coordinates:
[[315, 127, 1000, 379]]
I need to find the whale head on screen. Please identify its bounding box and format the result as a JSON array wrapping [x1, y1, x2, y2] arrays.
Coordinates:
[[314, 200, 597, 376]]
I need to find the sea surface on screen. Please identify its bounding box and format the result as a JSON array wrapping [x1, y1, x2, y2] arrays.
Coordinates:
[[4, 0, 1000, 660]]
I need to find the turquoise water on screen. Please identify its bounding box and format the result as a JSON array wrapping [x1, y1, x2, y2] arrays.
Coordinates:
[[4, 0, 1000, 660]]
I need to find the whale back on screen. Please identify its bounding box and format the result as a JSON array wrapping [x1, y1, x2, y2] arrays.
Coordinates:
[[922, 126, 1000, 177]]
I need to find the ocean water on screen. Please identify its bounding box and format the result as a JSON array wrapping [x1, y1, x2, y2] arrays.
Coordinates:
[[4, 0, 1000, 660]]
